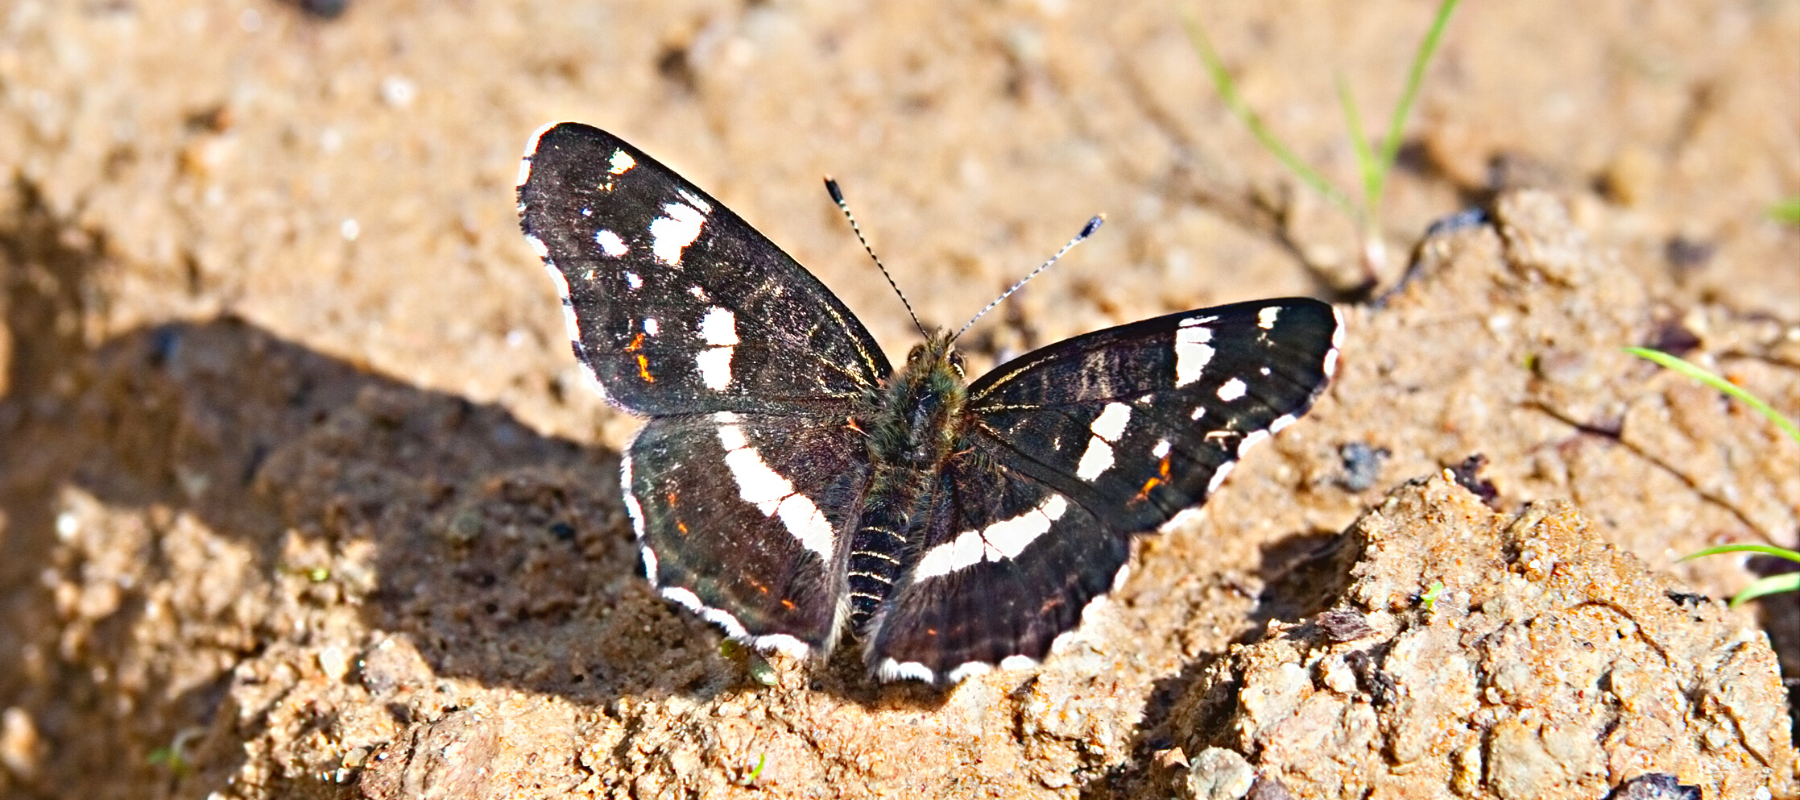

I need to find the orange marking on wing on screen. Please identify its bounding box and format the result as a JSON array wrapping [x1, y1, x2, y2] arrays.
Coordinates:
[[1135, 477, 1162, 501], [1136, 454, 1173, 501], [781, 599, 796, 610], [626, 332, 654, 382]]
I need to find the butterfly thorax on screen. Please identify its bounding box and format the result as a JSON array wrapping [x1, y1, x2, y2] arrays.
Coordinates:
[[844, 331, 970, 636], [867, 331, 970, 469]]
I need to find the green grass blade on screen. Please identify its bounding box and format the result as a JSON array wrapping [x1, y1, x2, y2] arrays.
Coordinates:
[[1773, 195, 1800, 224], [1373, 0, 1462, 212], [1731, 573, 1800, 608], [1680, 544, 1800, 607], [1337, 75, 1379, 218], [1181, 9, 1357, 218], [1680, 543, 1800, 564], [1625, 347, 1800, 444]]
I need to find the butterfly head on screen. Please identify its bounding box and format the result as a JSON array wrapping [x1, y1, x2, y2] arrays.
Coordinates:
[[904, 330, 966, 380], [869, 330, 969, 469]]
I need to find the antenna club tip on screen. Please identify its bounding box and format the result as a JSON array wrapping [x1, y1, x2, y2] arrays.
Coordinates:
[[824, 178, 845, 203], [1080, 215, 1104, 238]]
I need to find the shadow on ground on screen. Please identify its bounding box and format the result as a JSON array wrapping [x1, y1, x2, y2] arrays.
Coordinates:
[[1, 183, 850, 796]]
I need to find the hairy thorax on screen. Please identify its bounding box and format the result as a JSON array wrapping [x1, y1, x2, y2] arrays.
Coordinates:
[[869, 331, 969, 471]]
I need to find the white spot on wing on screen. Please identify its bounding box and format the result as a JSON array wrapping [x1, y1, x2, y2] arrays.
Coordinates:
[[595, 229, 628, 257], [560, 305, 580, 347], [697, 349, 732, 390], [1091, 402, 1132, 442], [643, 318, 659, 335], [1162, 504, 1208, 533], [621, 453, 644, 540], [716, 414, 834, 560], [1239, 429, 1270, 456], [677, 188, 713, 213], [650, 202, 706, 265], [639, 545, 657, 582], [699, 307, 739, 345], [696, 307, 738, 390], [1174, 318, 1215, 387], [946, 662, 992, 683], [998, 654, 1037, 671], [1206, 460, 1236, 494], [544, 261, 583, 349], [607, 149, 636, 174], [625, 272, 643, 289], [878, 658, 936, 683], [661, 586, 750, 640], [543, 262, 571, 299], [1190, 406, 1206, 421], [1217, 377, 1248, 401], [1324, 306, 1346, 376], [1258, 306, 1281, 329], [520, 122, 559, 186], [913, 494, 1070, 579], [1075, 439, 1113, 480], [752, 633, 810, 658], [1076, 402, 1132, 480], [1152, 440, 1171, 459]]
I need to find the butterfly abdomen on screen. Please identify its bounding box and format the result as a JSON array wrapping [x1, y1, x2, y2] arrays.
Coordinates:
[[844, 466, 929, 634]]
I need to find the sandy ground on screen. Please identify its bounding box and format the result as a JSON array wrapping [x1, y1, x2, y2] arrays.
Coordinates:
[[1, 1, 1796, 798]]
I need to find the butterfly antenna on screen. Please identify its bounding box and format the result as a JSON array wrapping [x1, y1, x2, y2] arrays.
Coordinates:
[[826, 178, 927, 339], [953, 214, 1104, 343]]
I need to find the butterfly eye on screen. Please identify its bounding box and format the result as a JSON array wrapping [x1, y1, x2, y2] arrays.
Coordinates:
[[906, 344, 927, 365], [947, 351, 965, 377]]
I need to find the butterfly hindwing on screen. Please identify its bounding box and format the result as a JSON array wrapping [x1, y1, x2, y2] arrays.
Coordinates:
[[625, 410, 869, 656], [867, 456, 1121, 683], [518, 122, 891, 416]]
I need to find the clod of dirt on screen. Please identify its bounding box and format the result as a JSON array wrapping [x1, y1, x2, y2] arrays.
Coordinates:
[[1169, 474, 1796, 800]]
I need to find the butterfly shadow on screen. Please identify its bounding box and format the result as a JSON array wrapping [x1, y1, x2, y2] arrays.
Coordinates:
[[0, 199, 853, 791]]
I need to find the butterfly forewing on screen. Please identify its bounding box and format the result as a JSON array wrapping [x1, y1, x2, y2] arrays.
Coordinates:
[[967, 299, 1340, 524], [518, 123, 890, 416]]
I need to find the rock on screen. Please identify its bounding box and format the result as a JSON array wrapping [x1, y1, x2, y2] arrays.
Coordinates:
[[1170, 475, 1797, 799]]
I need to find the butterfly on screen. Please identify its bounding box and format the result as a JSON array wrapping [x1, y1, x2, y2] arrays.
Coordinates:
[[516, 122, 1341, 684]]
